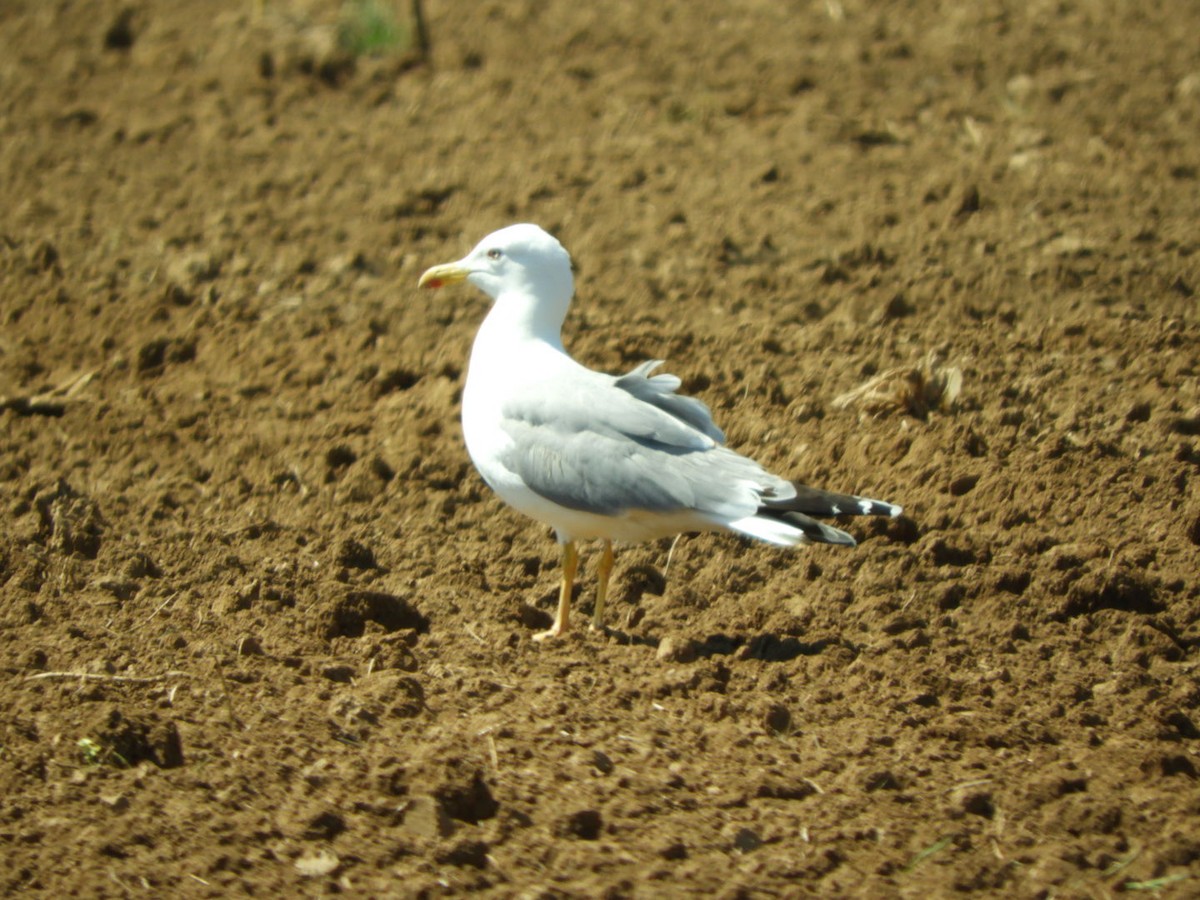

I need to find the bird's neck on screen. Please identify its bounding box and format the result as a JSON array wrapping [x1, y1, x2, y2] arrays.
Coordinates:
[[479, 289, 569, 351]]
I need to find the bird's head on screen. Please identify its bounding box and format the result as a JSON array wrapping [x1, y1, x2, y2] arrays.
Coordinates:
[[418, 224, 574, 309]]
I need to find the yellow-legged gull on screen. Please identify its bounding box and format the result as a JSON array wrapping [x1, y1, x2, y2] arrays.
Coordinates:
[[419, 224, 901, 640]]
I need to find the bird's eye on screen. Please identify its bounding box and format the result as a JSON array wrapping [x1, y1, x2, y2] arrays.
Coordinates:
[[487, 248, 503, 260]]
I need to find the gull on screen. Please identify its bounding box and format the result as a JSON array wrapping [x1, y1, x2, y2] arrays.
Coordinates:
[[419, 224, 901, 640]]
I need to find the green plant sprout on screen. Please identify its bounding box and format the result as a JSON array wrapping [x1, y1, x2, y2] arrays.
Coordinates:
[[77, 737, 129, 768], [903, 836, 954, 872], [337, 0, 410, 57], [1124, 874, 1191, 892]]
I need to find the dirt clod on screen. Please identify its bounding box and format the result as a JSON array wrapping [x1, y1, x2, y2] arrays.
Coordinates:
[[557, 809, 603, 841], [317, 590, 429, 639], [81, 707, 183, 769]]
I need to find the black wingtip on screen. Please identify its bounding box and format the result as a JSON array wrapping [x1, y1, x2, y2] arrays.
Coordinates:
[[771, 484, 903, 521], [864, 500, 903, 518]]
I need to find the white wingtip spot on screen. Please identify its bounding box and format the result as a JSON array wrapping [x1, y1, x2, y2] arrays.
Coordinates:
[[889, 504, 903, 517]]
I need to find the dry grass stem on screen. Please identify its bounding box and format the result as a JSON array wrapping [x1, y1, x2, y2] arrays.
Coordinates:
[[26, 671, 190, 683], [833, 352, 963, 419]]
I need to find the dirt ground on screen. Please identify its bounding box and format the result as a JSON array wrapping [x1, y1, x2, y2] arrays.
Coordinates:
[[2, 0, 1199, 896]]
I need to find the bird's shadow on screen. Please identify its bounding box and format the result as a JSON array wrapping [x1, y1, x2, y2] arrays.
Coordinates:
[[597, 624, 662, 649], [694, 632, 840, 662], [596, 627, 842, 661], [522, 579, 847, 660]]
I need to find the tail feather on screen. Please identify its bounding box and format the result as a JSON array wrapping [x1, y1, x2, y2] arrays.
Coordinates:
[[772, 510, 858, 546], [725, 514, 809, 547], [730, 482, 902, 548], [767, 483, 902, 520], [720, 482, 902, 547], [725, 508, 866, 548]]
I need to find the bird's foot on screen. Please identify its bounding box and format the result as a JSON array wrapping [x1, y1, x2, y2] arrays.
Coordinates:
[[532, 623, 567, 641]]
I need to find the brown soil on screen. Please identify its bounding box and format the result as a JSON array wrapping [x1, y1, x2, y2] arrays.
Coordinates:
[[3, 1, 1200, 896]]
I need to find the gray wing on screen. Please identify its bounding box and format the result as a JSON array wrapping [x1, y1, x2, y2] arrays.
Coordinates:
[[497, 366, 787, 519], [613, 360, 725, 443]]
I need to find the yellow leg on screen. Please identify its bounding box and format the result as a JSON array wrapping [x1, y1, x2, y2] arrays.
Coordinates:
[[534, 541, 577, 641], [591, 539, 614, 631]]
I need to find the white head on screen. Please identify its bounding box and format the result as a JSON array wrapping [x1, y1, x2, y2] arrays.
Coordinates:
[[418, 224, 575, 339]]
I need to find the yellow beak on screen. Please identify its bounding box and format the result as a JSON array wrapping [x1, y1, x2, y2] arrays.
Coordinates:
[[417, 262, 470, 290]]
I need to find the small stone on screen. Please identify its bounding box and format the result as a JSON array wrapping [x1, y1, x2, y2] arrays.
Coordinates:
[[1125, 401, 1152, 423], [321, 664, 356, 683], [1186, 512, 1200, 547], [1008, 150, 1042, 172], [433, 769, 498, 824], [732, 827, 762, 853], [23, 648, 48, 670], [29, 240, 61, 273], [865, 770, 905, 792], [1006, 73, 1035, 102], [212, 590, 252, 616], [436, 839, 489, 869], [95, 578, 138, 601], [237, 635, 264, 656], [656, 636, 697, 663], [881, 615, 925, 636], [99, 793, 129, 812], [294, 848, 340, 878], [877, 293, 914, 320], [334, 458, 390, 504], [137, 339, 170, 374], [660, 841, 688, 860], [1043, 234, 1096, 258], [166, 250, 221, 285], [1164, 711, 1200, 740], [591, 750, 614, 775], [103, 8, 136, 51], [162, 282, 193, 306], [123, 552, 161, 579], [1146, 754, 1198, 779], [954, 185, 982, 219], [763, 703, 792, 736], [401, 795, 455, 839], [301, 810, 346, 841], [328, 251, 372, 276], [961, 791, 995, 818], [1172, 406, 1200, 436], [948, 474, 980, 496], [334, 538, 377, 570]]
